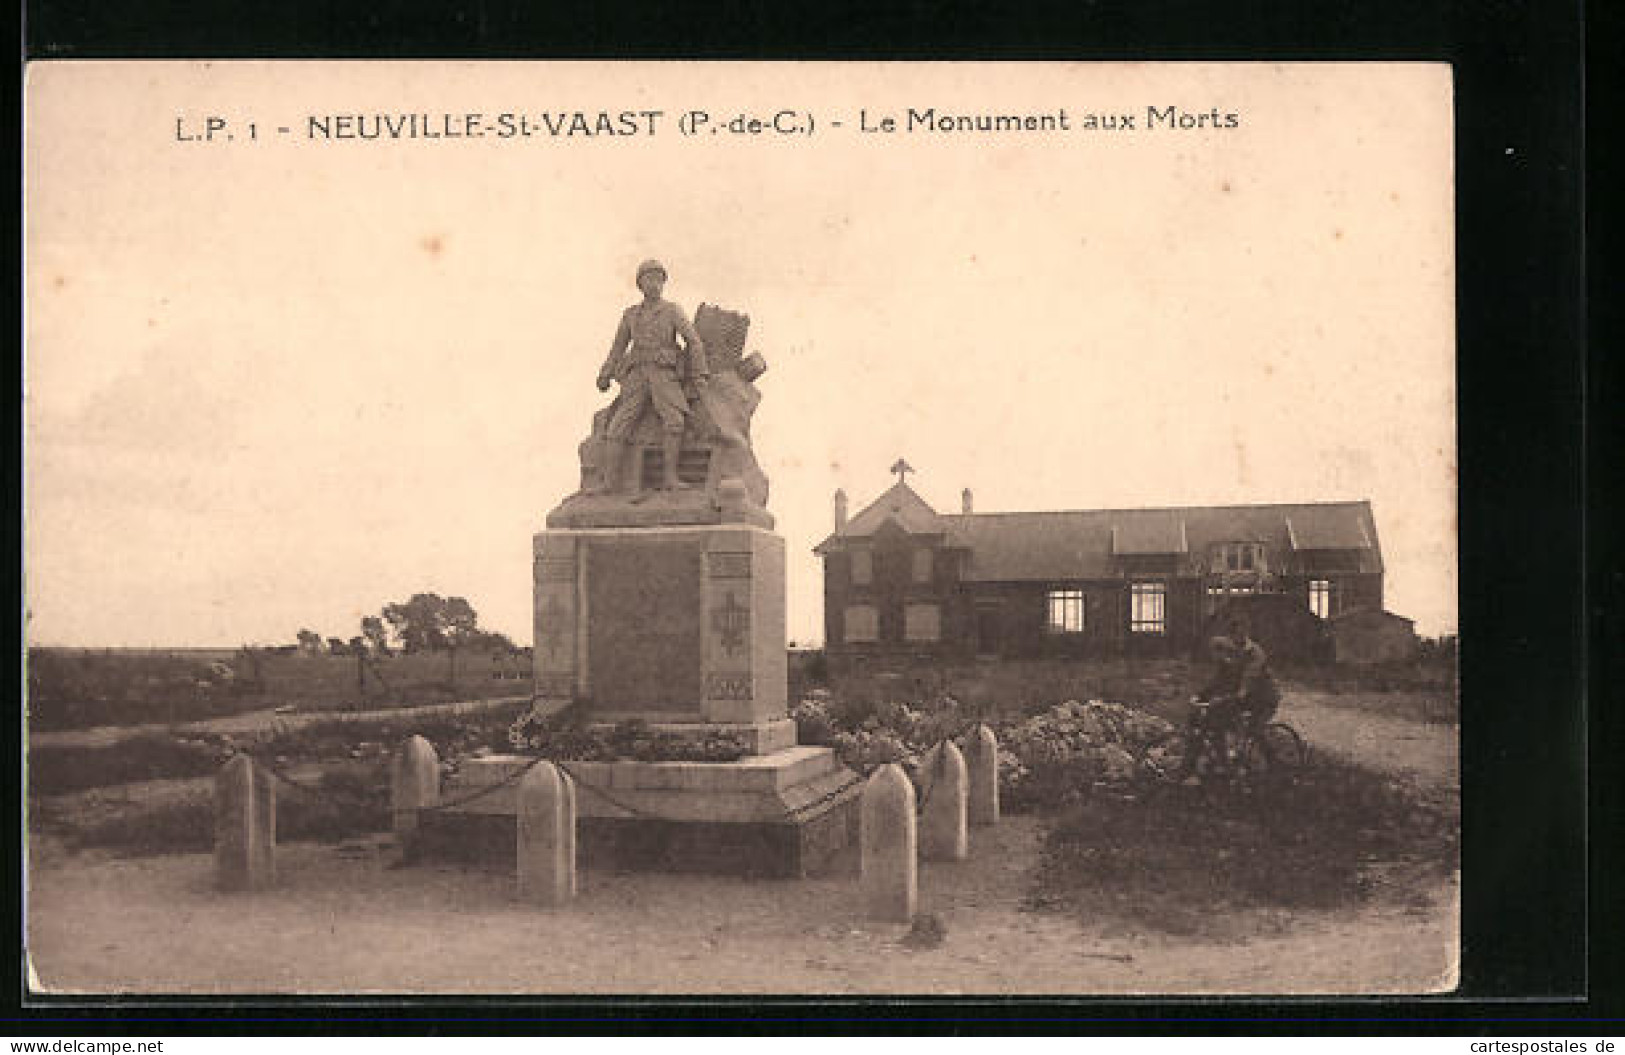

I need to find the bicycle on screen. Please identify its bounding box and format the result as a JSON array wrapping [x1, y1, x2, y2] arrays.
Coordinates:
[[1139, 695, 1308, 787]]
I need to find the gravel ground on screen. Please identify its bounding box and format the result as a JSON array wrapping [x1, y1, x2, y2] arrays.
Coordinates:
[[26, 814, 1456, 995], [26, 692, 1459, 996], [1277, 693, 1458, 789]]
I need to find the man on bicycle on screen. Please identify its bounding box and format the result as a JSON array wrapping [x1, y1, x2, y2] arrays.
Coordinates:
[[1195, 618, 1281, 733]]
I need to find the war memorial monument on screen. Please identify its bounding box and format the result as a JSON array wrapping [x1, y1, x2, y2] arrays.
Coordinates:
[[420, 261, 862, 877]]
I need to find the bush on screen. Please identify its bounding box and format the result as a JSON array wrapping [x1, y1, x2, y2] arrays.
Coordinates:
[[790, 693, 990, 793], [1031, 754, 1459, 935], [993, 699, 1176, 813]]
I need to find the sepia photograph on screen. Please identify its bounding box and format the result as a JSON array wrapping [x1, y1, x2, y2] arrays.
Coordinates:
[[23, 60, 1458, 995]]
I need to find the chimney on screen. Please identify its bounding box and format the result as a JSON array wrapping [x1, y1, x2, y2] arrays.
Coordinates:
[[962, 488, 974, 515], [834, 489, 849, 531]]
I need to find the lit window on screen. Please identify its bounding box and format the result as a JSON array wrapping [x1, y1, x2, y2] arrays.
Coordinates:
[[1046, 590, 1085, 634], [850, 548, 872, 585], [912, 547, 933, 584], [1130, 581, 1166, 634], [904, 603, 941, 642], [1309, 579, 1334, 619], [844, 604, 878, 643]]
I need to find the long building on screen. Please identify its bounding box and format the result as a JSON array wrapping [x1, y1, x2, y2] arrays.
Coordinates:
[[814, 476, 1388, 669]]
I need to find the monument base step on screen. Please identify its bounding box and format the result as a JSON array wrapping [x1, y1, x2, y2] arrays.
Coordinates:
[[415, 747, 862, 878]]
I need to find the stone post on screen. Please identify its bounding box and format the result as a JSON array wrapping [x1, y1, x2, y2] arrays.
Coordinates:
[[919, 741, 968, 861], [965, 724, 1001, 827], [390, 735, 441, 860], [517, 761, 576, 906], [859, 763, 917, 922], [215, 753, 276, 891]]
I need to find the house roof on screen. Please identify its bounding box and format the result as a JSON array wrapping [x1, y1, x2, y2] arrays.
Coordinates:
[[1111, 512, 1189, 555], [1286, 506, 1375, 550], [821, 493, 1380, 575], [813, 481, 966, 552]]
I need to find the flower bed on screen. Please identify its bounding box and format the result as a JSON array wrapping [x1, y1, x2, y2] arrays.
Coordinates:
[[506, 710, 750, 763], [790, 693, 1175, 813]]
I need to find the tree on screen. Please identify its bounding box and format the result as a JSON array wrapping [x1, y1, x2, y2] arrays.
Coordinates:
[[327, 637, 349, 656], [360, 616, 389, 656], [443, 596, 478, 648], [295, 629, 323, 656], [381, 593, 458, 653], [377, 592, 510, 654]]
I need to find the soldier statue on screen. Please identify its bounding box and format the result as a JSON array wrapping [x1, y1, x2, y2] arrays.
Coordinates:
[[590, 259, 709, 494]]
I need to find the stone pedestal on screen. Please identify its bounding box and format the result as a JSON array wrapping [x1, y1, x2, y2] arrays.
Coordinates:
[[532, 523, 787, 750], [418, 747, 862, 878], [215, 754, 276, 892]]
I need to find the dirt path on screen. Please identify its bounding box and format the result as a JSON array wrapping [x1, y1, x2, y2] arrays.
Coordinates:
[[1277, 692, 1458, 789], [30, 695, 529, 750], [27, 693, 1459, 995], [26, 814, 1455, 996]]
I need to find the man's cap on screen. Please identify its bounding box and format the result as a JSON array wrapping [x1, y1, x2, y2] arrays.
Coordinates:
[[636, 259, 668, 283]]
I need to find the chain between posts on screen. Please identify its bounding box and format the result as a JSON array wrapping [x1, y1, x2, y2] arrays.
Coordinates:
[[238, 722, 990, 824], [420, 754, 549, 813], [784, 770, 866, 820]]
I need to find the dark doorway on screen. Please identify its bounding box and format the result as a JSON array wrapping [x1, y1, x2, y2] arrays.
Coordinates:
[[975, 603, 1001, 658]]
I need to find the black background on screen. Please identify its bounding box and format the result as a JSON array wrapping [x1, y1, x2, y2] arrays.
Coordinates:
[[12, 0, 1603, 1033]]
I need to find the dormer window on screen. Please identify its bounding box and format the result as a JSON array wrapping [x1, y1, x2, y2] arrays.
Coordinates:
[[1213, 542, 1266, 574]]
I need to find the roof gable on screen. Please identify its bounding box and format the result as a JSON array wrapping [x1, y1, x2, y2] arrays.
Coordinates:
[[835, 481, 954, 540]]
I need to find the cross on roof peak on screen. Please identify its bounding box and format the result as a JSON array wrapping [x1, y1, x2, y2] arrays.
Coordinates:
[[890, 458, 915, 485]]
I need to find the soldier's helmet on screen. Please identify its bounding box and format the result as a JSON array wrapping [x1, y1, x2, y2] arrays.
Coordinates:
[[635, 259, 668, 284]]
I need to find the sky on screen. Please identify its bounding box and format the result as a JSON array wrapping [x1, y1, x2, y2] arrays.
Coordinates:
[[24, 61, 1457, 646]]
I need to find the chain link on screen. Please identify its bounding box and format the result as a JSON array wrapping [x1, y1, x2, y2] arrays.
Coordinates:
[[552, 760, 675, 821], [420, 754, 549, 813], [784, 770, 866, 820]]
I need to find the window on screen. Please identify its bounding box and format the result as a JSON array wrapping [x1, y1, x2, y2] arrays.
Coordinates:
[[1215, 542, 1266, 573], [1309, 578, 1334, 619], [912, 547, 934, 584], [904, 603, 941, 642], [849, 548, 873, 586], [1046, 590, 1085, 634], [1130, 581, 1166, 634], [843, 604, 878, 643]]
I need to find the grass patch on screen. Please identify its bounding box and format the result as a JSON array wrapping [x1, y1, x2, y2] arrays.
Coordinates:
[[32, 759, 394, 856], [27, 647, 532, 731], [28, 701, 530, 796], [29, 732, 222, 797], [1029, 755, 1458, 937]]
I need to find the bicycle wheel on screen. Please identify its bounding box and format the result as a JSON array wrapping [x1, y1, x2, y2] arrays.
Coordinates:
[[1140, 730, 1204, 783], [1242, 722, 1307, 776]]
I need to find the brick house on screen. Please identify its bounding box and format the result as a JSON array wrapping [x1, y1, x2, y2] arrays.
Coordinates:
[[814, 478, 1387, 668]]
